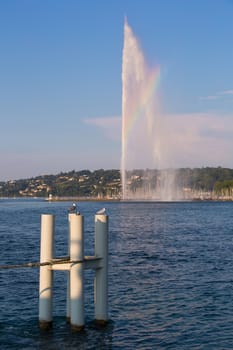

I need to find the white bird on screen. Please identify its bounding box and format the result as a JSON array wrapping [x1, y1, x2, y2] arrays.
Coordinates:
[[68, 203, 77, 213], [96, 207, 106, 215]]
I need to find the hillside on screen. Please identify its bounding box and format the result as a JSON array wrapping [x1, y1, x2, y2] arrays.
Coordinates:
[[0, 167, 233, 200]]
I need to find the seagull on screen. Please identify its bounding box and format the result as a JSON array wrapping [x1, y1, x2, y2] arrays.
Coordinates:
[[68, 203, 78, 213], [96, 207, 106, 215]]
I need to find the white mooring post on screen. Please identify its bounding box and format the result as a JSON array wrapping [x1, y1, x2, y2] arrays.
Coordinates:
[[38, 211, 109, 331], [66, 215, 71, 323], [69, 213, 85, 331], [94, 213, 109, 325], [39, 214, 54, 329]]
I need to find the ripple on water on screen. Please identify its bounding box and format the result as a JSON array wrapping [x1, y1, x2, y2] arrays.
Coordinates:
[[1, 201, 233, 349]]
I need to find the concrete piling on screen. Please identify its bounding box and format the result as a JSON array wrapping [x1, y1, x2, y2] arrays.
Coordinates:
[[94, 214, 109, 325], [39, 214, 54, 329], [39, 210, 109, 331]]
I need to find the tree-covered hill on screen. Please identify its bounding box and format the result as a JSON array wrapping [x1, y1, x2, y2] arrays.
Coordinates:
[[0, 169, 121, 198], [0, 167, 233, 199]]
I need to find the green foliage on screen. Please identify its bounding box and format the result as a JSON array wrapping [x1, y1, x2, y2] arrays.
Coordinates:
[[0, 167, 233, 198], [214, 179, 233, 195], [176, 167, 233, 191]]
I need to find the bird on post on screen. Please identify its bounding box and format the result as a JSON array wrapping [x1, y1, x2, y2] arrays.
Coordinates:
[[96, 207, 106, 215], [68, 203, 79, 214]]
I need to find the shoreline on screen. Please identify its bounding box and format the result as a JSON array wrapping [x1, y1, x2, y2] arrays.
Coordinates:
[[1, 196, 233, 202]]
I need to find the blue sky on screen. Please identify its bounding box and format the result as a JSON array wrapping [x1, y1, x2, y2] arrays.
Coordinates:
[[0, 0, 233, 180]]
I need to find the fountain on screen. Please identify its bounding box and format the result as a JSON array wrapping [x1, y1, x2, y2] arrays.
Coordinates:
[[121, 19, 177, 201]]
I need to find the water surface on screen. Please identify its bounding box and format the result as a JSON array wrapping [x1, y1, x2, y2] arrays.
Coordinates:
[[1, 199, 233, 349]]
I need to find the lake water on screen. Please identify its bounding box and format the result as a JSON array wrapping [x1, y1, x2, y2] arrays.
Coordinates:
[[1, 199, 233, 349]]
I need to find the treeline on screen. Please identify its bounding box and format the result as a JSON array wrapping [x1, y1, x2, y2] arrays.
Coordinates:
[[176, 167, 233, 191], [0, 167, 233, 198], [214, 180, 233, 196], [0, 169, 121, 198]]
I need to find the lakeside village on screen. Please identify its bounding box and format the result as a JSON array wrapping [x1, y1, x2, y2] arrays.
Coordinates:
[[1, 167, 233, 201]]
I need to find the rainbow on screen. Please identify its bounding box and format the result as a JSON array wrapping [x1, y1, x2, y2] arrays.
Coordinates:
[[123, 65, 161, 139]]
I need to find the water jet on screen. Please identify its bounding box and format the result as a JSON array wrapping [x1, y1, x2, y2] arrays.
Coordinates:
[[121, 19, 177, 201]]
